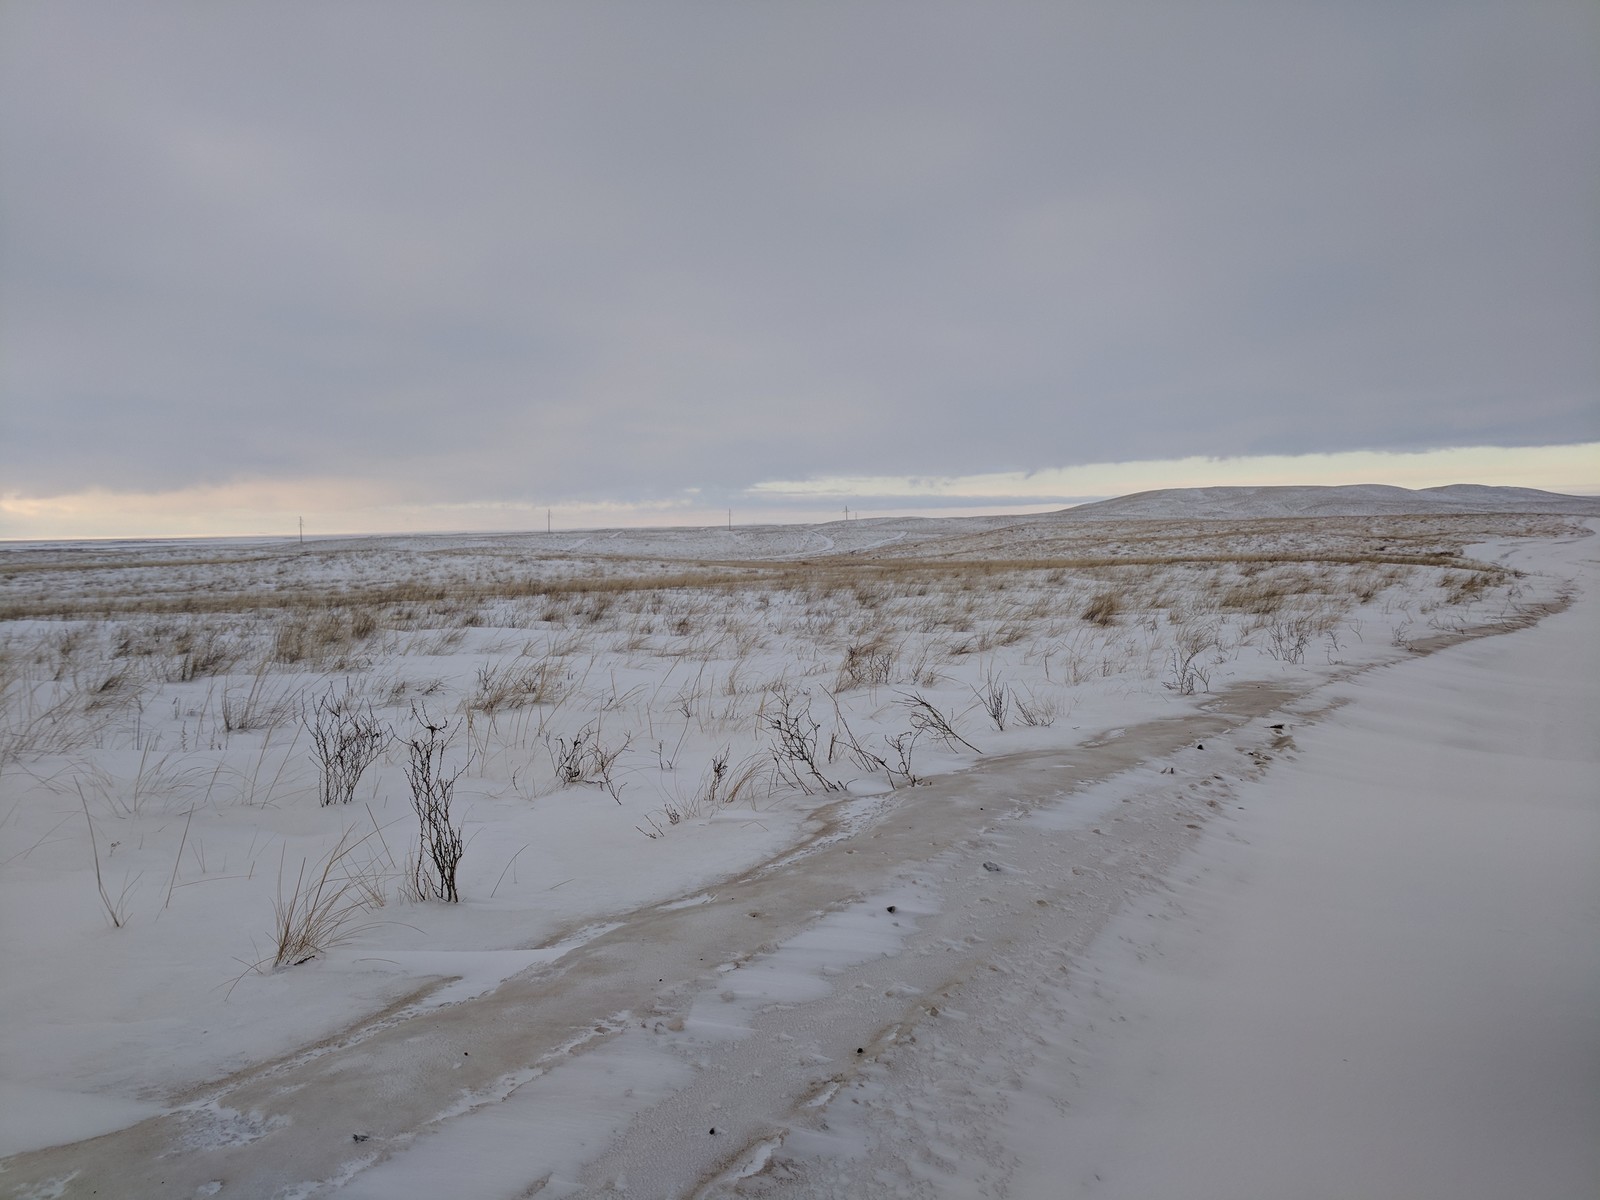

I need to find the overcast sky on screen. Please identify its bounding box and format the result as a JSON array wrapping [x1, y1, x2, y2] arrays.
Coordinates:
[[2, 1, 1597, 538]]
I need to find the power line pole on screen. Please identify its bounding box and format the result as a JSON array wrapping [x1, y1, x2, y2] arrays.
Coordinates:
[[546, 508, 552, 534], [298, 516, 303, 546]]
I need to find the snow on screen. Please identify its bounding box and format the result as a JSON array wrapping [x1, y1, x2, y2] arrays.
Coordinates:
[[996, 525, 1600, 1198], [767, 521, 1600, 1198], [0, 1083, 163, 1161], [1062, 482, 1600, 519], [0, 496, 1594, 1197]]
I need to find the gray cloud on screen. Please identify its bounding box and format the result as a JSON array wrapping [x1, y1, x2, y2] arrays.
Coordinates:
[[3, 1, 1596, 508]]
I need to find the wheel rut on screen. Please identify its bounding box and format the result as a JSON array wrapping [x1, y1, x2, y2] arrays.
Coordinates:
[[1, 618, 1533, 1200]]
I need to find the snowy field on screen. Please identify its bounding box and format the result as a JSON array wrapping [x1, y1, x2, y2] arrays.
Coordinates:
[[0, 494, 1595, 1197]]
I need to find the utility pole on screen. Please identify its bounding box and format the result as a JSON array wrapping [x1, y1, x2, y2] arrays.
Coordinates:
[[727, 508, 732, 530], [547, 508, 552, 534], [298, 516, 303, 546]]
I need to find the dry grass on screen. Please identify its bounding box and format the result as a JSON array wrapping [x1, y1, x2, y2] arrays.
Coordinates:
[[834, 638, 897, 690], [0, 512, 1561, 1011], [1081, 590, 1123, 626], [268, 825, 393, 967], [655, 749, 771, 830], [0, 514, 1528, 626], [470, 654, 572, 715], [0, 516, 1548, 818]]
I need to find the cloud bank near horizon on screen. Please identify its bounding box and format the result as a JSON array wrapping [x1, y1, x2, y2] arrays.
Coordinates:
[[2, 2, 1595, 539], [4, 444, 1595, 541]]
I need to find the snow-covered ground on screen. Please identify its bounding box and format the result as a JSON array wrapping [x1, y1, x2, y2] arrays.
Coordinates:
[[771, 519, 1599, 1200], [1005, 524, 1600, 1200], [0, 497, 1593, 1197]]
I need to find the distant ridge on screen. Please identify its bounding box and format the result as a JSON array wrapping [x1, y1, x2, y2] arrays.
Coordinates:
[[1059, 484, 1600, 520]]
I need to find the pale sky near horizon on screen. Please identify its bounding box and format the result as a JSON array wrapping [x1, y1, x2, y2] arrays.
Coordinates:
[[2, 2, 1597, 539]]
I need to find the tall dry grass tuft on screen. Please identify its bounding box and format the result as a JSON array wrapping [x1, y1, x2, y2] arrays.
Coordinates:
[[470, 654, 570, 715], [268, 826, 392, 967], [1081, 590, 1122, 626], [221, 666, 297, 733]]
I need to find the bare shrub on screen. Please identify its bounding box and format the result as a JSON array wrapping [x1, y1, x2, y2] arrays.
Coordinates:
[[548, 720, 631, 799], [894, 691, 980, 753], [1264, 617, 1314, 664], [976, 671, 1010, 731], [1165, 621, 1218, 695], [406, 709, 466, 903], [761, 686, 841, 794], [883, 730, 923, 785], [304, 685, 391, 807], [822, 693, 917, 789]]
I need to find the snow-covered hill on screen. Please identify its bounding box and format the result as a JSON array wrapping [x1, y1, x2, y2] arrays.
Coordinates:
[[1058, 483, 1600, 519]]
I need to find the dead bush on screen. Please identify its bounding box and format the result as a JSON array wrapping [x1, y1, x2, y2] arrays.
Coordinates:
[[406, 709, 466, 903], [548, 719, 630, 800], [303, 684, 391, 807], [761, 686, 841, 795]]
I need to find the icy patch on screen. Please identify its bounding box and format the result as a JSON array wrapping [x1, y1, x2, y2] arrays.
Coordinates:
[[680, 887, 936, 1045], [1024, 760, 1186, 834], [174, 1103, 289, 1152], [346, 921, 624, 1012], [760, 791, 901, 874], [844, 776, 894, 797], [720, 1136, 782, 1184], [10, 1174, 79, 1200], [337, 1026, 691, 1200]]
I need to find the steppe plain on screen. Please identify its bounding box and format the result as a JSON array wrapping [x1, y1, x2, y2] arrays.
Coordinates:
[[2, 486, 1595, 1197]]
